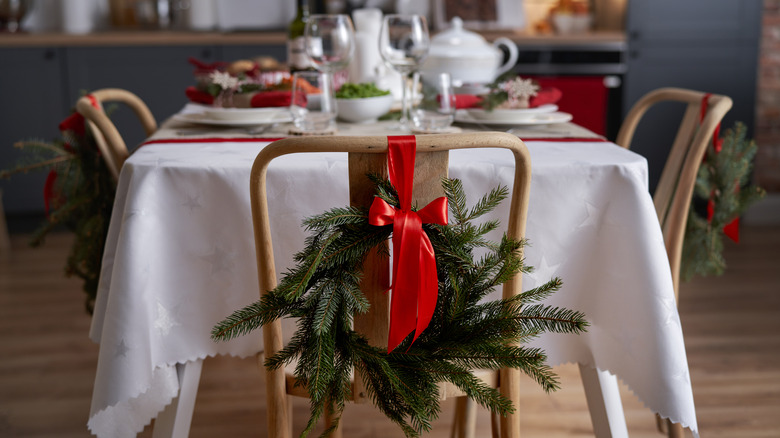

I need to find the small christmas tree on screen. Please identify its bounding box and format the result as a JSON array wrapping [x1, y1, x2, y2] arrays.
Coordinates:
[[681, 122, 765, 281], [0, 109, 115, 314]]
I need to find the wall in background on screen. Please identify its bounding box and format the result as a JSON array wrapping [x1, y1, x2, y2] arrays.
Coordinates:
[[757, 0, 780, 193]]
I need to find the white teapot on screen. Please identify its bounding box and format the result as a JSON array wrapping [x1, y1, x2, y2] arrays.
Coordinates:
[[420, 17, 519, 86]]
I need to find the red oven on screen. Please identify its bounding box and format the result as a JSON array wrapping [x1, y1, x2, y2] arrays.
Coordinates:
[[509, 42, 627, 140]]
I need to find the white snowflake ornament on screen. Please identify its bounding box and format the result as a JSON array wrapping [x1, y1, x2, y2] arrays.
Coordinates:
[[209, 71, 239, 90], [499, 77, 539, 109]]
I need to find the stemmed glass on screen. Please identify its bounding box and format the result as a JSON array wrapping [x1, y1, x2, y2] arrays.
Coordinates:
[[305, 14, 356, 124], [379, 14, 430, 131]]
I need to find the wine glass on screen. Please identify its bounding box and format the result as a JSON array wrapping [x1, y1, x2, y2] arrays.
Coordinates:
[[379, 14, 430, 131], [305, 14, 355, 123]]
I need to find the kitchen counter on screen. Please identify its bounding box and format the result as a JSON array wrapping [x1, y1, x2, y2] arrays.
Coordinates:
[[0, 29, 625, 48], [0, 30, 288, 47]]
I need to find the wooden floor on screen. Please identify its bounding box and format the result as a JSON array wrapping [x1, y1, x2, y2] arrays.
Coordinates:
[[1, 225, 779, 437]]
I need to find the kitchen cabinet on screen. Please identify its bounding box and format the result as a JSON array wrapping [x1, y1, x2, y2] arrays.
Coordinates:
[[0, 48, 68, 215], [0, 38, 284, 219], [66, 45, 218, 149], [624, 0, 762, 190]]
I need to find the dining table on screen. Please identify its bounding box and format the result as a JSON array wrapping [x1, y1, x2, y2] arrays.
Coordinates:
[[87, 104, 699, 438]]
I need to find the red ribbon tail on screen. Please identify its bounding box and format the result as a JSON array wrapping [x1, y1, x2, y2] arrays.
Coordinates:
[[706, 198, 715, 224], [412, 235, 438, 344], [723, 218, 740, 243], [43, 170, 58, 216], [387, 213, 419, 353]]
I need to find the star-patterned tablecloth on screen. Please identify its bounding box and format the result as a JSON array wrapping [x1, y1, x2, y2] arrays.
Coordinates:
[[87, 137, 698, 437]]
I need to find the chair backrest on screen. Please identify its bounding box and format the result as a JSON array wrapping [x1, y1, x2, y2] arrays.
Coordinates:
[[76, 88, 157, 180], [615, 87, 732, 298], [250, 132, 531, 437]]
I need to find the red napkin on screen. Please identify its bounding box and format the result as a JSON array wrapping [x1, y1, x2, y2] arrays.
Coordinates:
[[250, 90, 307, 108], [188, 57, 227, 75], [529, 87, 563, 108], [454, 87, 562, 109], [186, 86, 214, 105], [454, 94, 484, 109]]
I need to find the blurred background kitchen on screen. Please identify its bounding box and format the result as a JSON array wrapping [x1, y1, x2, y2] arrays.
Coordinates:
[[1, 0, 777, 230]]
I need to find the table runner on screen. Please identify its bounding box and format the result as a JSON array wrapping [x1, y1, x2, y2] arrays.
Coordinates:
[[88, 134, 697, 437], [154, 103, 604, 143]]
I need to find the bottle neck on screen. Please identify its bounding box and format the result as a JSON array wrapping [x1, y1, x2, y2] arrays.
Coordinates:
[[297, 0, 310, 19]]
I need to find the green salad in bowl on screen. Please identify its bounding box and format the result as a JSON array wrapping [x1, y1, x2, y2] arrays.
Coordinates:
[[335, 82, 394, 123], [335, 82, 392, 99]]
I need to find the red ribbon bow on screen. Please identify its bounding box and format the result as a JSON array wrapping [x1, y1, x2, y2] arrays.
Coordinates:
[[701, 93, 739, 243], [368, 136, 448, 352], [46, 94, 101, 215]]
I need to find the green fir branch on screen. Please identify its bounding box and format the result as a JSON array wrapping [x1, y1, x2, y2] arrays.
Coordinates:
[[211, 176, 588, 437]]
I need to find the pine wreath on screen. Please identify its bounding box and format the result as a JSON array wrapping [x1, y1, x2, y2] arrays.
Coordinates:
[[0, 108, 116, 314], [212, 175, 588, 437], [681, 121, 765, 281]]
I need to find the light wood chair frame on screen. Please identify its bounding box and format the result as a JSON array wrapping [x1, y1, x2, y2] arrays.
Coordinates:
[[250, 132, 531, 438], [616, 87, 733, 300], [76, 88, 157, 180], [616, 87, 732, 438]]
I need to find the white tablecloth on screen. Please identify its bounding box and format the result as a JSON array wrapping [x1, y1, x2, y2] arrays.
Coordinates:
[[88, 138, 698, 437]]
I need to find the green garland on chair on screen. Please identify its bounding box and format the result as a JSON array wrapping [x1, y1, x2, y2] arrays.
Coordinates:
[[681, 122, 765, 281], [0, 109, 116, 314], [212, 176, 588, 438]]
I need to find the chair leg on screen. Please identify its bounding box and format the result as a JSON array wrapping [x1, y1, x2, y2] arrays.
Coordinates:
[[499, 368, 521, 438], [260, 351, 292, 438], [152, 359, 204, 438], [325, 405, 343, 438], [578, 364, 629, 438], [656, 413, 668, 433], [490, 411, 500, 438], [288, 396, 294, 438], [451, 396, 477, 438], [666, 419, 684, 438]]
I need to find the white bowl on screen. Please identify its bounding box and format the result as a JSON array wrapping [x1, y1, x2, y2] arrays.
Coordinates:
[[336, 94, 394, 123]]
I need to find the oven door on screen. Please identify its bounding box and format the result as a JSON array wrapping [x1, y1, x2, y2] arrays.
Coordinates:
[[511, 44, 627, 140], [526, 75, 623, 139]]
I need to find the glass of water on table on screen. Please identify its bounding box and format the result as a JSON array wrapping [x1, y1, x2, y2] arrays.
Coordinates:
[[411, 72, 457, 132]]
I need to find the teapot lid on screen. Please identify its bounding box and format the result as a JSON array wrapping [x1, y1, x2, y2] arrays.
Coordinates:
[[431, 17, 491, 48]]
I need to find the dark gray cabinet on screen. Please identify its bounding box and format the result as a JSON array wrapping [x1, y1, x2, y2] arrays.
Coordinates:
[[0, 42, 284, 220], [219, 44, 286, 64], [0, 48, 68, 214], [65, 45, 218, 150], [627, 0, 761, 43], [624, 0, 762, 190]]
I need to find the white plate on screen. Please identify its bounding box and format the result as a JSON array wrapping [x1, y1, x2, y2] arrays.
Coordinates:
[[455, 110, 573, 127], [173, 111, 292, 127], [203, 106, 288, 122], [465, 104, 559, 122]]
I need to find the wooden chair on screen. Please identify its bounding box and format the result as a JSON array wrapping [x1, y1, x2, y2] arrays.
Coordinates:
[[77, 88, 200, 438], [250, 132, 531, 438], [76, 88, 157, 180], [616, 87, 733, 437]]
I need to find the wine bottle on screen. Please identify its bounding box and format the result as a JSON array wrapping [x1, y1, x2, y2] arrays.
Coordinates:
[[288, 0, 314, 72]]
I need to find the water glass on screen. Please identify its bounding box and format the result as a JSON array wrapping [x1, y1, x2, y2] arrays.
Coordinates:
[[411, 72, 456, 132], [290, 71, 336, 132]]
